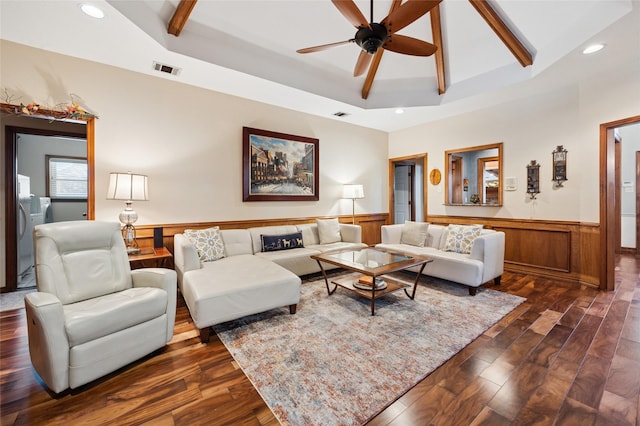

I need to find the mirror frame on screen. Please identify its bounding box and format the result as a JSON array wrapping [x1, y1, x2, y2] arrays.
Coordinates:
[[444, 142, 503, 206]]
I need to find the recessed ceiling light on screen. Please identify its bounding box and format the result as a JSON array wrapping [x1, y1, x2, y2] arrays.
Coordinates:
[[395, 108, 404, 114], [582, 43, 605, 55], [80, 4, 105, 19]]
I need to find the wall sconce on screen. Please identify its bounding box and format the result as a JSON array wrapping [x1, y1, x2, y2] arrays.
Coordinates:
[[106, 172, 149, 254], [342, 184, 364, 224], [526, 160, 540, 199], [552, 145, 568, 187]]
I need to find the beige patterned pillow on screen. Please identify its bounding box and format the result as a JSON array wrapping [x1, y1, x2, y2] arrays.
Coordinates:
[[443, 224, 482, 254], [400, 221, 429, 247], [184, 226, 225, 262]]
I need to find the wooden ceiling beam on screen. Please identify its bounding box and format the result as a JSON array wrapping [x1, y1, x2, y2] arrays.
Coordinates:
[[430, 4, 446, 95], [468, 0, 533, 67], [168, 0, 198, 37]]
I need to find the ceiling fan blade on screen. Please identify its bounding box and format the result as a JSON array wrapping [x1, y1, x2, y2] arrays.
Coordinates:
[[354, 50, 373, 77], [362, 49, 384, 99], [382, 0, 442, 33], [297, 40, 353, 54], [383, 34, 437, 56], [331, 0, 371, 29]]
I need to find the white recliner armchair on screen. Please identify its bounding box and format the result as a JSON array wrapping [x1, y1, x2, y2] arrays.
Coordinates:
[[24, 221, 177, 393]]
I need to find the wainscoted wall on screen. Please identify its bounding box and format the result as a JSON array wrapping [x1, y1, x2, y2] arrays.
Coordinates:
[[136, 213, 600, 289], [134, 213, 389, 255], [428, 216, 601, 288]]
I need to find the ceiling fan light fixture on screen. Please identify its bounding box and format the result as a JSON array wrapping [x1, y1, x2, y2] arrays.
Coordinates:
[[582, 43, 605, 55], [355, 23, 388, 54], [80, 4, 105, 19]]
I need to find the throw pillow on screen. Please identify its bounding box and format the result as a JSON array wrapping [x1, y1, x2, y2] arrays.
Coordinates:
[[316, 218, 341, 244], [400, 221, 429, 247], [443, 224, 482, 254], [184, 226, 225, 262], [261, 232, 304, 252]]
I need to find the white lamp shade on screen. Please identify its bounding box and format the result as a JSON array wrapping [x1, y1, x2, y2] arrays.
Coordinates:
[[342, 184, 364, 199], [106, 172, 148, 201]]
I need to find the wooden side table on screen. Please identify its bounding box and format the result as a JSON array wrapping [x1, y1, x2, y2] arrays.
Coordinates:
[[128, 247, 173, 270]]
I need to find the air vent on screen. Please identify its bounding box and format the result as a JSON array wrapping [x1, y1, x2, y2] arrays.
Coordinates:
[[333, 112, 349, 117], [152, 61, 181, 76]]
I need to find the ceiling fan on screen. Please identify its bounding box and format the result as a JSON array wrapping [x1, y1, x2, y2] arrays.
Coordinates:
[[297, 0, 442, 99]]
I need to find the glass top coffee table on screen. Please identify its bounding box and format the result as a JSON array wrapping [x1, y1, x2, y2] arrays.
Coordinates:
[[311, 248, 432, 315]]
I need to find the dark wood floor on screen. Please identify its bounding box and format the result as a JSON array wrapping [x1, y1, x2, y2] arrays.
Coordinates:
[[1, 255, 638, 425]]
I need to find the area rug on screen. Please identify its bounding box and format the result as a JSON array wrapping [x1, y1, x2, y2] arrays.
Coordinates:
[[213, 272, 525, 425]]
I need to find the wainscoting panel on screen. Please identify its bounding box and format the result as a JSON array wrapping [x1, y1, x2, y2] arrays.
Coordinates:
[[428, 216, 601, 288], [497, 228, 571, 272]]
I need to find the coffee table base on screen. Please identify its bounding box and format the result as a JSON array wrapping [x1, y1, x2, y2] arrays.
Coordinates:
[[315, 260, 427, 315]]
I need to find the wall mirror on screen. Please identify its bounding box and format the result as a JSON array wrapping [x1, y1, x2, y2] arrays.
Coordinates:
[[444, 142, 503, 206]]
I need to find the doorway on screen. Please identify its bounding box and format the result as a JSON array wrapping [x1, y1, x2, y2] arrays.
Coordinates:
[[389, 154, 428, 224], [600, 115, 640, 291], [2, 114, 95, 293]]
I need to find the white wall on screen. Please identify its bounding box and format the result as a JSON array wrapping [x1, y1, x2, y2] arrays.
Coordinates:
[[389, 55, 640, 223], [0, 40, 388, 288], [1, 40, 388, 222]]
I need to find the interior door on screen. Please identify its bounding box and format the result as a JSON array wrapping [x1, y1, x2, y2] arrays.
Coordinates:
[[394, 165, 411, 223]]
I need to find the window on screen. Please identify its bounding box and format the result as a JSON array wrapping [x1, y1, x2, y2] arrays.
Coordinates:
[[46, 155, 88, 200]]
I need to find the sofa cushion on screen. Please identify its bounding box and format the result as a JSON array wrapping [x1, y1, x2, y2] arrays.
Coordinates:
[[317, 218, 341, 244], [296, 224, 320, 246], [261, 232, 304, 252], [184, 227, 226, 262], [400, 221, 429, 247], [443, 224, 482, 254], [219, 229, 253, 256]]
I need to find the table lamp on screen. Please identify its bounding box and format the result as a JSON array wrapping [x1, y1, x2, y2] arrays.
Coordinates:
[[342, 184, 364, 224], [106, 172, 148, 254]]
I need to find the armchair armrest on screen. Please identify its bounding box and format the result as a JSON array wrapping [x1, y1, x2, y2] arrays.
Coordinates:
[[339, 224, 362, 243], [381, 224, 403, 244], [24, 292, 69, 393], [132, 268, 177, 342]]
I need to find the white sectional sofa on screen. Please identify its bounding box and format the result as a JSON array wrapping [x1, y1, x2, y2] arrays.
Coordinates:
[[174, 220, 366, 342], [375, 222, 505, 295]]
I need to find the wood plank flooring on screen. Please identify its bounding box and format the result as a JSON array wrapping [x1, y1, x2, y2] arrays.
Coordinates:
[[1, 255, 638, 425]]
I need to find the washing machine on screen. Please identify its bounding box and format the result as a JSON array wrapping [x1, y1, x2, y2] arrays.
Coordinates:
[[40, 197, 53, 223]]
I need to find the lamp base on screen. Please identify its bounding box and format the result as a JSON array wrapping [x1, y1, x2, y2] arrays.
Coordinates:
[[126, 246, 141, 255]]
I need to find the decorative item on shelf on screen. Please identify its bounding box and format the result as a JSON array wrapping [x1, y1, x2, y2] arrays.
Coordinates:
[[470, 193, 480, 204], [526, 160, 541, 199], [106, 172, 149, 254], [429, 168, 441, 185], [342, 184, 365, 224], [552, 145, 568, 187], [1, 90, 98, 121]]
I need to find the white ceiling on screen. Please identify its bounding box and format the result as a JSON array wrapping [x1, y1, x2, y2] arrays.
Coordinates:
[[1, 0, 638, 132]]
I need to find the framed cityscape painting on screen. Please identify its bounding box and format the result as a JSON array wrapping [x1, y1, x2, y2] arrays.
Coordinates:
[[242, 127, 319, 201]]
